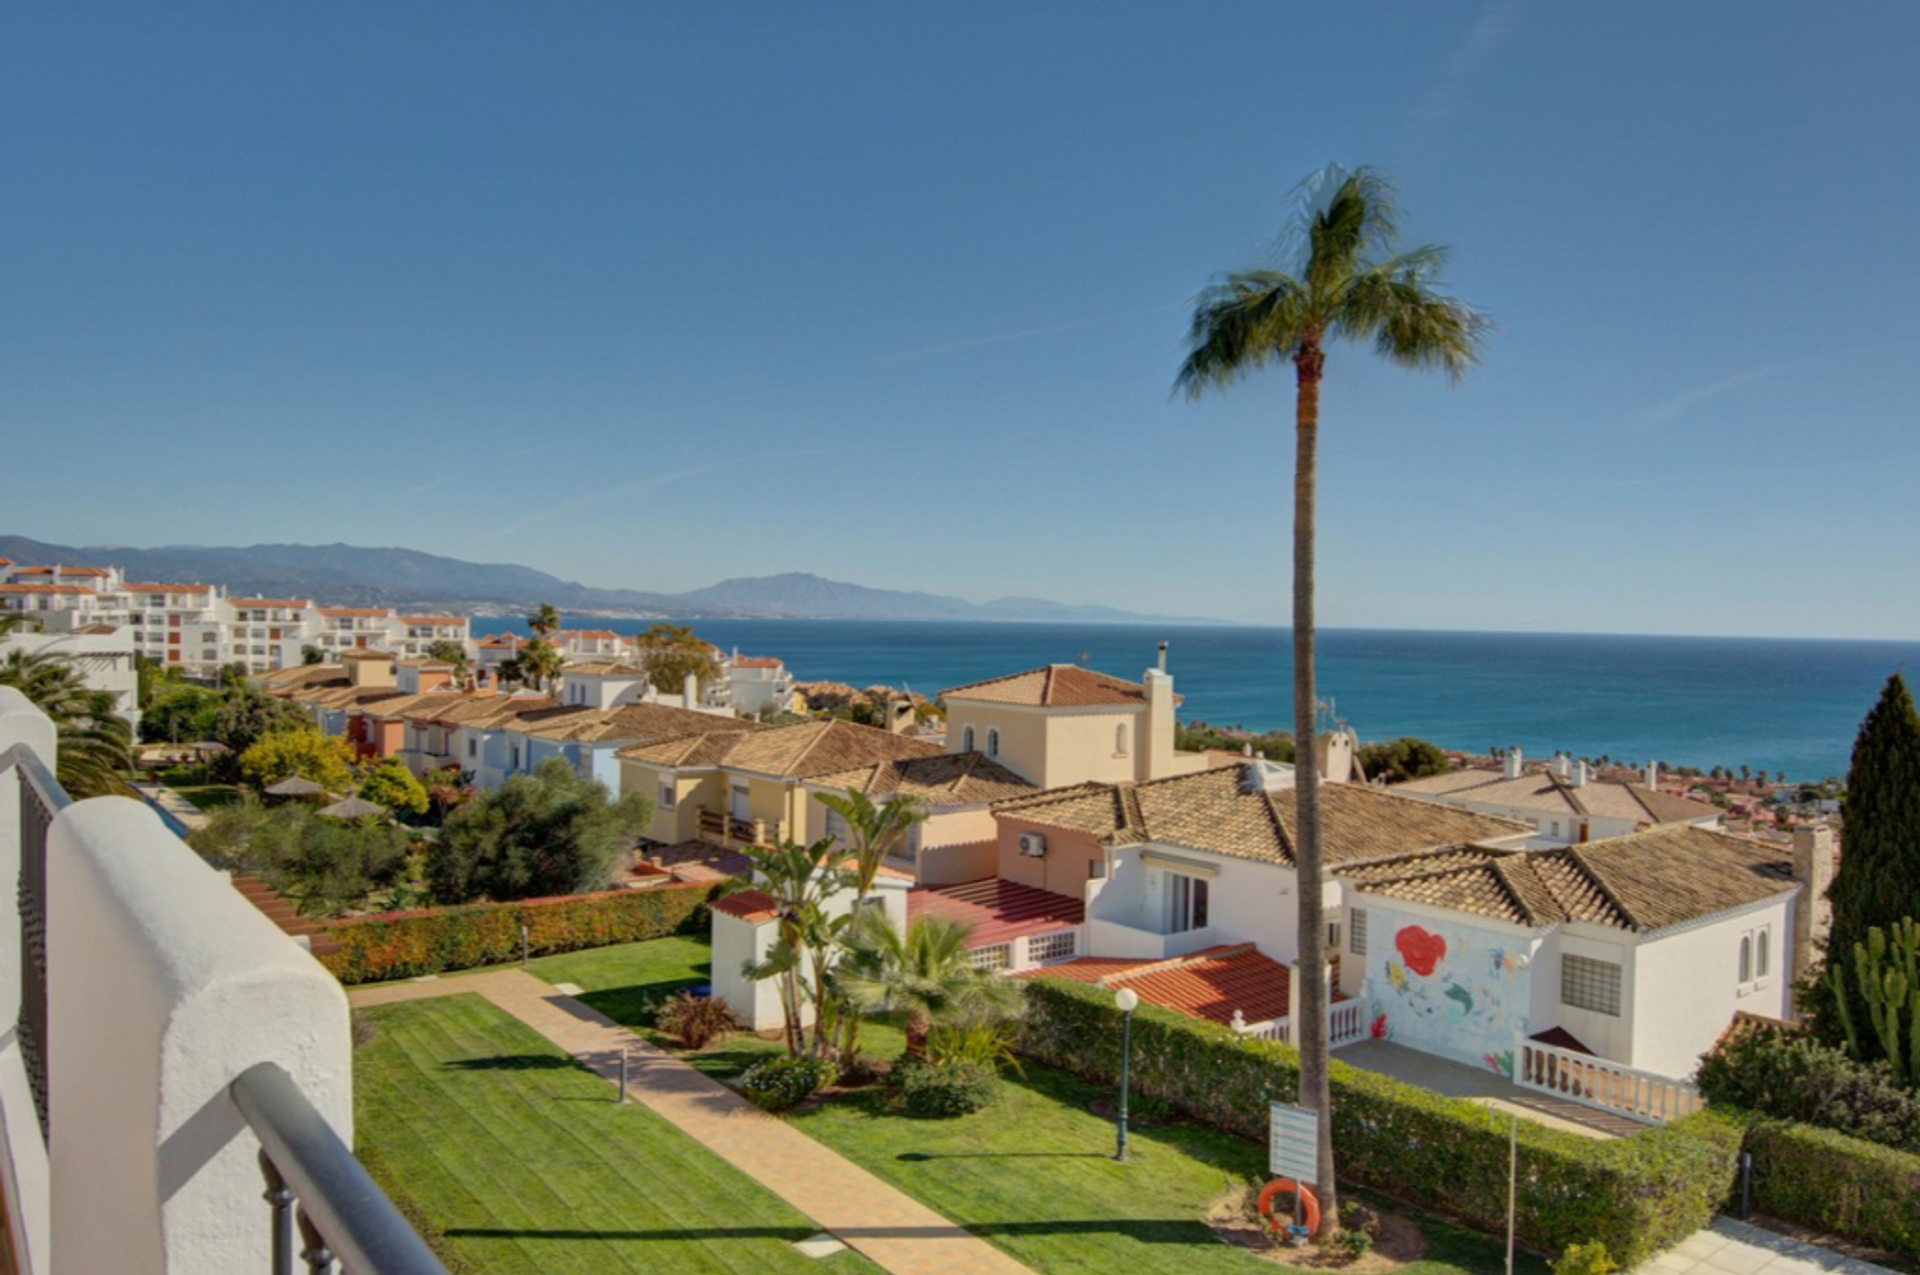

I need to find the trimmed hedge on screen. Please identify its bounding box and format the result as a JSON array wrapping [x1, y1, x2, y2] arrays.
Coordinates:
[[1020, 977, 1742, 1265], [319, 883, 714, 984], [1744, 1119, 1920, 1259]]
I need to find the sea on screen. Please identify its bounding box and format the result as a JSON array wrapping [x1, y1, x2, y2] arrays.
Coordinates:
[[481, 619, 1920, 783]]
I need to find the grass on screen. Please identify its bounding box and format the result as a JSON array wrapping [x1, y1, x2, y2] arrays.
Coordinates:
[[159, 775, 243, 811], [354, 993, 882, 1275], [789, 1061, 1551, 1275], [524, 935, 909, 1081]]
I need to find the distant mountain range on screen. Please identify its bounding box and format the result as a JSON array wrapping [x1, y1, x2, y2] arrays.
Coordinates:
[[0, 535, 1230, 625]]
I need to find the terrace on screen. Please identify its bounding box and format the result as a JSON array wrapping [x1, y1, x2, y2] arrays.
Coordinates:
[[0, 687, 445, 1273]]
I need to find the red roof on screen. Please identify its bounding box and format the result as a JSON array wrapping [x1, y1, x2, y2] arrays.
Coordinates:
[[712, 889, 781, 923], [908, 878, 1084, 948], [320, 607, 391, 618], [398, 615, 465, 626], [733, 655, 784, 669], [1030, 943, 1301, 1028], [0, 584, 92, 595], [124, 582, 212, 593], [232, 598, 311, 609]]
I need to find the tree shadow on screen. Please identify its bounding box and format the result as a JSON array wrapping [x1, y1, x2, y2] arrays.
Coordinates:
[[446, 1217, 1220, 1244], [444, 1054, 580, 1072]]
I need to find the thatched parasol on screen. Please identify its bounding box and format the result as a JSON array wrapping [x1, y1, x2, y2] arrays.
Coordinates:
[[264, 775, 327, 798], [317, 795, 388, 820]]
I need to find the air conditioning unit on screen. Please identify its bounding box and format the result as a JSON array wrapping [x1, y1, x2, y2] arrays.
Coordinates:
[[1017, 832, 1047, 858]]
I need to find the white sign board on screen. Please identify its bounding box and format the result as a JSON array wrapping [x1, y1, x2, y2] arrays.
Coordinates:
[[1269, 1102, 1318, 1181]]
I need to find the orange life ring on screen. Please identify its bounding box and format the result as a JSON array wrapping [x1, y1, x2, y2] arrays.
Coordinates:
[[1256, 1177, 1321, 1237]]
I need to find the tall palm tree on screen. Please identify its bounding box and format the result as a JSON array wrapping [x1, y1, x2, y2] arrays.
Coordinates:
[[816, 786, 928, 1059], [0, 644, 135, 798], [1176, 165, 1486, 1228]]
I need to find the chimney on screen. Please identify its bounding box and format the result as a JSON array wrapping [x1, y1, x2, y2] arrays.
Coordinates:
[[1553, 752, 1571, 779], [1315, 730, 1354, 785], [887, 698, 915, 735], [1503, 747, 1523, 781], [1157, 641, 1168, 674], [1643, 760, 1659, 790], [1141, 665, 1175, 782], [1572, 760, 1589, 788], [683, 671, 699, 708], [1791, 826, 1835, 998]]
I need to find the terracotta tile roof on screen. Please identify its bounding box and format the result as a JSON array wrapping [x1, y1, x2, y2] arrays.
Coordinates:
[[53, 566, 110, 577], [907, 878, 1084, 947], [396, 615, 465, 626], [520, 703, 761, 746], [319, 607, 392, 618], [123, 582, 212, 593], [618, 730, 745, 768], [808, 751, 1039, 805], [1395, 768, 1719, 827], [711, 889, 781, 923], [941, 664, 1165, 707], [0, 584, 93, 595], [1349, 824, 1795, 933], [231, 598, 311, 609], [476, 634, 525, 649], [561, 662, 647, 677], [558, 629, 622, 641], [733, 655, 784, 669], [993, 764, 1529, 867], [338, 650, 393, 661], [10, 566, 54, 575], [1026, 944, 1297, 1028], [640, 841, 753, 884], [620, 718, 938, 778]]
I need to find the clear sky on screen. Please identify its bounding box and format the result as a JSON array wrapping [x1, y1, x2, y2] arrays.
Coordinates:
[[6, 4, 1918, 637]]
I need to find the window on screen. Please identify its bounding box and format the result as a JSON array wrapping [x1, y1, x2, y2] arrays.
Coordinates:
[[986, 728, 1000, 758], [1089, 857, 1107, 880], [1756, 928, 1770, 979], [1167, 873, 1209, 933], [466, 737, 477, 758], [1738, 923, 1773, 993], [1327, 920, 1342, 950], [659, 783, 675, 811], [962, 725, 975, 752], [1350, 907, 1368, 955], [1738, 935, 1753, 984], [824, 807, 849, 841], [1115, 723, 1130, 756], [1561, 954, 1622, 1017]]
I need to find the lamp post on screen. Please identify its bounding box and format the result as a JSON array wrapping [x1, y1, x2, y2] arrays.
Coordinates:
[[1114, 987, 1139, 1162]]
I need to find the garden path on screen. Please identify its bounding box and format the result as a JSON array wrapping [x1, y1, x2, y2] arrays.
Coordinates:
[[350, 970, 1039, 1275]]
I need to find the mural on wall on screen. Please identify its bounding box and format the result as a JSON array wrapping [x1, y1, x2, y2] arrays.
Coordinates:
[[1367, 912, 1533, 1078]]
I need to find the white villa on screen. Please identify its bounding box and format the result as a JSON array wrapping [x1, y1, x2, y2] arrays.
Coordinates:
[[1394, 749, 1721, 847]]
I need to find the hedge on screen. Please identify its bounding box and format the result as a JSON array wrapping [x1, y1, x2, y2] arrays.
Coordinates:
[[1744, 1118, 1920, 1259], [1019, 977, 1743, 1265], [319, 883, 715, 984]]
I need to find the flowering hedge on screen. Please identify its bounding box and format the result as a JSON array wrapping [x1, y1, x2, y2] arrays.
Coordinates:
[[319, 883, 714, 984], [1019, 976, 1742, 1264]]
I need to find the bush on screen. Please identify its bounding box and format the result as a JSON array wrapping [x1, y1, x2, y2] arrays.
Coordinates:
[[740, 1056, 836, 1111], [1019, 976, 1743, 1266], [1745, 1118, 1920, 1259], [1552, 1242, 1617, 1275], [889, 1057, 1000, 1117], [656, 992, 742, 1049], [426, 758, 651, 904], [1334, 1229, 1373, 1260], [1696, 1023, 1920, 1154], [318, 883, 714, 984]]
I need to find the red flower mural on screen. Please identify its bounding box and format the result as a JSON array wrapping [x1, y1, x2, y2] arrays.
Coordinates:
[[1394, 925, 1447, 977]]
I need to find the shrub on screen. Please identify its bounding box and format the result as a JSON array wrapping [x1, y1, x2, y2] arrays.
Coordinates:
[[926, 1014, 1023, 1074], [1019, 976, 1743, 1266], [1335, 1229, 1374, 1260], [889, 1057, 999, 1117], [426, 758, 651, 904], [656, 992, 742, 1049], [1696, 1023, 1920, 1154], [1744, 1118, 1920, 1259], [1552, 1241, 1617, 1275], [1339, 1202, 1380, 1239], [318, 883, 714, 984], [740, 1056, 836, 1111]]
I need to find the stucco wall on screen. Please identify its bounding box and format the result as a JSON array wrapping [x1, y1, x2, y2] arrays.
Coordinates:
[[1360, 898, 1539, 1079], [994, 815, 1104, 896], [1629, 897, 1795, 1079]]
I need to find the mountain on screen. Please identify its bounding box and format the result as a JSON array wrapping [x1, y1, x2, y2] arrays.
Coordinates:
[[0, 536, 1231, 625]]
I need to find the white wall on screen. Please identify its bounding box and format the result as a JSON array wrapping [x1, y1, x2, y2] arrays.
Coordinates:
[[50, 798, 353, 1274], [1532, 924, 1635, 1064], [1357, 897, 1541, 1077], [1092, 844, 1311, 965], [1628, 897, 1795, 1079]]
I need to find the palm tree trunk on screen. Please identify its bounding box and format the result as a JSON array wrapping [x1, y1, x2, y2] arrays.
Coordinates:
[[1292, 338, 1339, 1233], [905, 1009, 930, 1060]]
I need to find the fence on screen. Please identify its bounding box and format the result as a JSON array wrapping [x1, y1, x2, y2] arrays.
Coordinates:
[[1514, 1033, 1704, 1124]]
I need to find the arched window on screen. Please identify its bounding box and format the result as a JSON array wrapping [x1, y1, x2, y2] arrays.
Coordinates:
[[1115, 724, 1130, 755], [962, 725, 975, 752], [1738, 935, 1752, 984], [987, 728, 1000, 758], [1756, 929, 1769, 978]]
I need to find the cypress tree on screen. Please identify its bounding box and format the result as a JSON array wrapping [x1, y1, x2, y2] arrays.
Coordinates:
[[1823, 673, 1920, 1053]]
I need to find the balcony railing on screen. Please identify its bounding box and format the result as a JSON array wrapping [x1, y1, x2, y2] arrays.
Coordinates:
[[0, 687, 449, 1274], [696, 806, 769, 847], [1513, 1033, 1704, 1125]]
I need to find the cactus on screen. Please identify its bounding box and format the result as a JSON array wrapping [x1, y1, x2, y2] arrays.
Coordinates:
[[1841, 917, 1920, 1086]]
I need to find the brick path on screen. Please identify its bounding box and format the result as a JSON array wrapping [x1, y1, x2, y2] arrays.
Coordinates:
[[351, 970, 1037, 1275]]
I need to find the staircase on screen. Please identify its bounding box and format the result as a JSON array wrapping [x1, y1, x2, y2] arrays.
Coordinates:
[[230, 876, 341, 959]]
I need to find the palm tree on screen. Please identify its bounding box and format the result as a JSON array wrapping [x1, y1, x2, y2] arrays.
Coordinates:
[[817, 787, 928, 1058], [1176, 165, 1486, 1227], [0, 644, 135, 798], [836, 910, 1021, 1059], [527, 603, 561, 642], [739, 837, 853, 1057]]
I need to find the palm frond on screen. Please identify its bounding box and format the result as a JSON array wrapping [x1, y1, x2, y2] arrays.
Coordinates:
[[1174, 271, 1310, 398]]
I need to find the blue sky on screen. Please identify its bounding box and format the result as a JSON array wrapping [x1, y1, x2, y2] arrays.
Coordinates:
[[6, 4, 1918, 637]]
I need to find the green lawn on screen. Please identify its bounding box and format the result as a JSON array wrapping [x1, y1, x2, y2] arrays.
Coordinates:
[[524, 936, 909, 1081], [355, 993, 882, 1275], [789, 1062, 1550, 1275], [160, 777, 242, 810]]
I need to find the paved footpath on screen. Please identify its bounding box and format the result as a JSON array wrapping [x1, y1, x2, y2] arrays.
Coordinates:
[[1634, 1217, 1900, 1275], [351, 970, 1037, 1275]]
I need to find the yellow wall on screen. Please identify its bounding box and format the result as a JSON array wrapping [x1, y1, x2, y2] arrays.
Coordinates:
[[945, 702, 1146, 789]]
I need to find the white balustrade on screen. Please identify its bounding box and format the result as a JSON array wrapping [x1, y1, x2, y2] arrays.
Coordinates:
[[1513, 1033, 1704, 1124]]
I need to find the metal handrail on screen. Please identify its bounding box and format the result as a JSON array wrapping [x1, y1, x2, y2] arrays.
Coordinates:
[[230, 1062, 448, 1275], [7, 741, 67, 1141]]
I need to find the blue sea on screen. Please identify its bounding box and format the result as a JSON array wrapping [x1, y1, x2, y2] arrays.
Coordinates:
[[484, 619, 1920, 782]]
